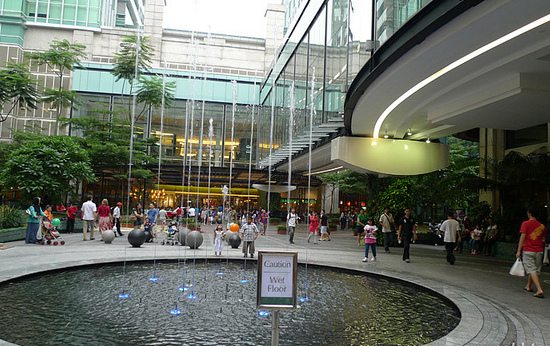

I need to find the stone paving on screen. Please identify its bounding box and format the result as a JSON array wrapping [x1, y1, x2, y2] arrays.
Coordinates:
[[1, 224, 549, 345]]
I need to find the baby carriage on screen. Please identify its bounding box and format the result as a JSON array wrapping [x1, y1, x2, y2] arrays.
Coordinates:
[[161, 219, 179, 245], [39, 217, 65, 245]]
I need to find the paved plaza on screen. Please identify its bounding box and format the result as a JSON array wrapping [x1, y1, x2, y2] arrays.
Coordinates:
[[1, 225, 549, 346]]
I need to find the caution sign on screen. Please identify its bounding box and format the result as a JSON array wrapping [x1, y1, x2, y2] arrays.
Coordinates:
[[257, 251, 297, 310]]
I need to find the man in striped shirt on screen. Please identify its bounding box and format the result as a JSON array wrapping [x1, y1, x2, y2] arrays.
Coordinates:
[[241, 215, 259, 258]]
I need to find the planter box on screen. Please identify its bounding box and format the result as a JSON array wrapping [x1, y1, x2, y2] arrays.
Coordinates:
[[0, 226, 26, 242], [277, 229, 287, 235]]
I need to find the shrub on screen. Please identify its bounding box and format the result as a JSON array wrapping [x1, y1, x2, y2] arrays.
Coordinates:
[[0, 205, 26, 229], [276, 225, 286, 231], [270, 217, 281, 224]]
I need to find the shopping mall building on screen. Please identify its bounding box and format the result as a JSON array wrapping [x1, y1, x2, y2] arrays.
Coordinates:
[[1, 0, 550, 212]]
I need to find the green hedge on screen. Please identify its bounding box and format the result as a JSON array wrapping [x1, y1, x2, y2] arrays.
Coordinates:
[[0, 226, 26, 242], [270, 218, 282, 224], [276, 225, 286, 231], [0, 206, 26, 229]]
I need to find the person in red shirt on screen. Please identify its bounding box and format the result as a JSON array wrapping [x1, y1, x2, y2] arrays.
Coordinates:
[[57, 204, 66, 212], [516, 208, 546, 298], [66, 203, 78, 234]]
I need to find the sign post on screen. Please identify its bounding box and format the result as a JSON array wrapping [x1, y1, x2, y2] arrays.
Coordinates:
[[257, 251, 298, 346]]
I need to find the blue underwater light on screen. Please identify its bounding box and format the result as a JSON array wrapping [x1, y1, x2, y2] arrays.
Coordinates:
[[170, 309, 182, 315], [300, 297, 310, 303], [118, 293, 130, 299], [258, 310, 270, 317], [149, 277, 159, 282], [187, 293, 197, 299], [240, 279, 248, 283]]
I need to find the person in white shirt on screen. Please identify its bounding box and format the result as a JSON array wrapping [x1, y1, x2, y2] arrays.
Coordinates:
[[286, 208, 299, 244], [112, 202, 123, 236], [81, 195, 97, 241], [440, 212, 462, 265]]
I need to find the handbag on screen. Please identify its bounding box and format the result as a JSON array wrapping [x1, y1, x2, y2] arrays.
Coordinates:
[[25, 208, 31, 215], [129, 213, 137, 222], [509, 258, 525, 276], [544, 246, 549, 265]]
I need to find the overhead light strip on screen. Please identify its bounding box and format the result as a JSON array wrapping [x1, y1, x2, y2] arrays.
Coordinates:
[[304, 166, 344, 176], [373, 13, 550, 138]]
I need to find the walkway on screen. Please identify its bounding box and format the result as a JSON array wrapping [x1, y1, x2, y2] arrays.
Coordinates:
[[1, 225, 548, 345]]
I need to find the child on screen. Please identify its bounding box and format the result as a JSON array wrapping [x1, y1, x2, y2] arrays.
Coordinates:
[[359, 218, 377, 262], [470, 225, 482, 254], [213, 224, 225, 256], [307, 211, 319, 243]]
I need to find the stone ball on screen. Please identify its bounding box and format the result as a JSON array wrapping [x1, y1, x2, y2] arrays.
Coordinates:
[[102, 229, 115, 244], [187, 231, 203, 249], [178, 228, 191, 246], [228, 233, 241, 249], [128, 228, 146, 247]]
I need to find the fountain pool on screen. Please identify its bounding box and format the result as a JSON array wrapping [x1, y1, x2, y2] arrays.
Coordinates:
[[0, 261, 460, 345]]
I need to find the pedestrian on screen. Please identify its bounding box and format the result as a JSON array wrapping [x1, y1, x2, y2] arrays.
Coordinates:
[[146, 202, 159, 242], [97, 199, 112, 237], [440, 212, 461, 265], [241, 215, 259, 258], [81, 195, 97, 241], [286, 207, 299, 244], [260, 209, 268, 235], [228, 206, 237, 229], [320, 209, 331, 241], [379, 206, 396, 253], [398, 207, 417, 263], [484, 217, 498, 256], [360, 218, 377, 262], [132, 203, 144, 230], [469, 225, 482, 254], [213, 224, 225, 256], [308, 210, 319, 243], [112, 202, 123, 236], [340, 210, 346, 230], [516, 208, 545, 298], [66, 203, 78, 234], [356, 208, 367, 236], [26, 197, 45, 244], [158, 206, 167, 233], [44, 205, 53, 222]]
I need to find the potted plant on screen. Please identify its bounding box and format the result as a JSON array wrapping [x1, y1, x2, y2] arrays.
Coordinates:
[[276, 224, 287, 235]]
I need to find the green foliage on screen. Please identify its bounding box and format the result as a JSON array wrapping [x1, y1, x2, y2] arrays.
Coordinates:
[[0, 61, 39, 119], [276, 224, 286, 231], [466, 201, 492, 226], [25, 39, 87, 133], [0, 136, 96, 204], [24, 39, 86, 75], [378, 179, 412, 215], [0, 205, 26, 229], [136, 76, 176, 120], [111, 34, 154, 85]]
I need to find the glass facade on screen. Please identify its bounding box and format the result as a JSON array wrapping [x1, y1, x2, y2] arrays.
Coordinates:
[[0, 0, 26, 46], [72, 65, 263, 170], [258, 0, 369, 165], [374, 0, 432, 47]]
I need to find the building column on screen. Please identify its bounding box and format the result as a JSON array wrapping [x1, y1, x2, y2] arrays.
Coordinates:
[[322, 184, 339, 214], [479, 128, 505, 210]]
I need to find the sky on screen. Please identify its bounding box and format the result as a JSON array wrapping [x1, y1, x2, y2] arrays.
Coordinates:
[[163, 0, 272, 38]]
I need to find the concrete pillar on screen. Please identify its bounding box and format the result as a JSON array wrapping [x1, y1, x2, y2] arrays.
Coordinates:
[[479, 128, 505, 210], [322, 185, 339, 214], [143, 0, 164, 66]]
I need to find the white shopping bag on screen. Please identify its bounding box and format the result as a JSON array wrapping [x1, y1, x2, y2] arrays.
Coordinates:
[[509, 258, 525, 276], [544, 246, 549, 265]]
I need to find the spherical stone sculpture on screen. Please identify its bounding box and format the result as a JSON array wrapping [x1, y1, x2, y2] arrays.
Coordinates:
[[228, 233, 241, 249], [102, 229, 115, 244], [178, 228, 191, 246], [187, 230, 203, 249], [128, 228, 146, 247]]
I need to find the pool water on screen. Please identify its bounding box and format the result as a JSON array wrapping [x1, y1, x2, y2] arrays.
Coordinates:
[[0, 261, 460, 345]]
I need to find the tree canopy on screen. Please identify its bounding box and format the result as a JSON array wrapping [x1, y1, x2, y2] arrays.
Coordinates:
[[0, 136, 96, 204]]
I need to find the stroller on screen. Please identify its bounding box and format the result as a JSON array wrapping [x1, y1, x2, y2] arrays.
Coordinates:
[[39, 217, 65, 245], [161, 219, 179, 245]]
